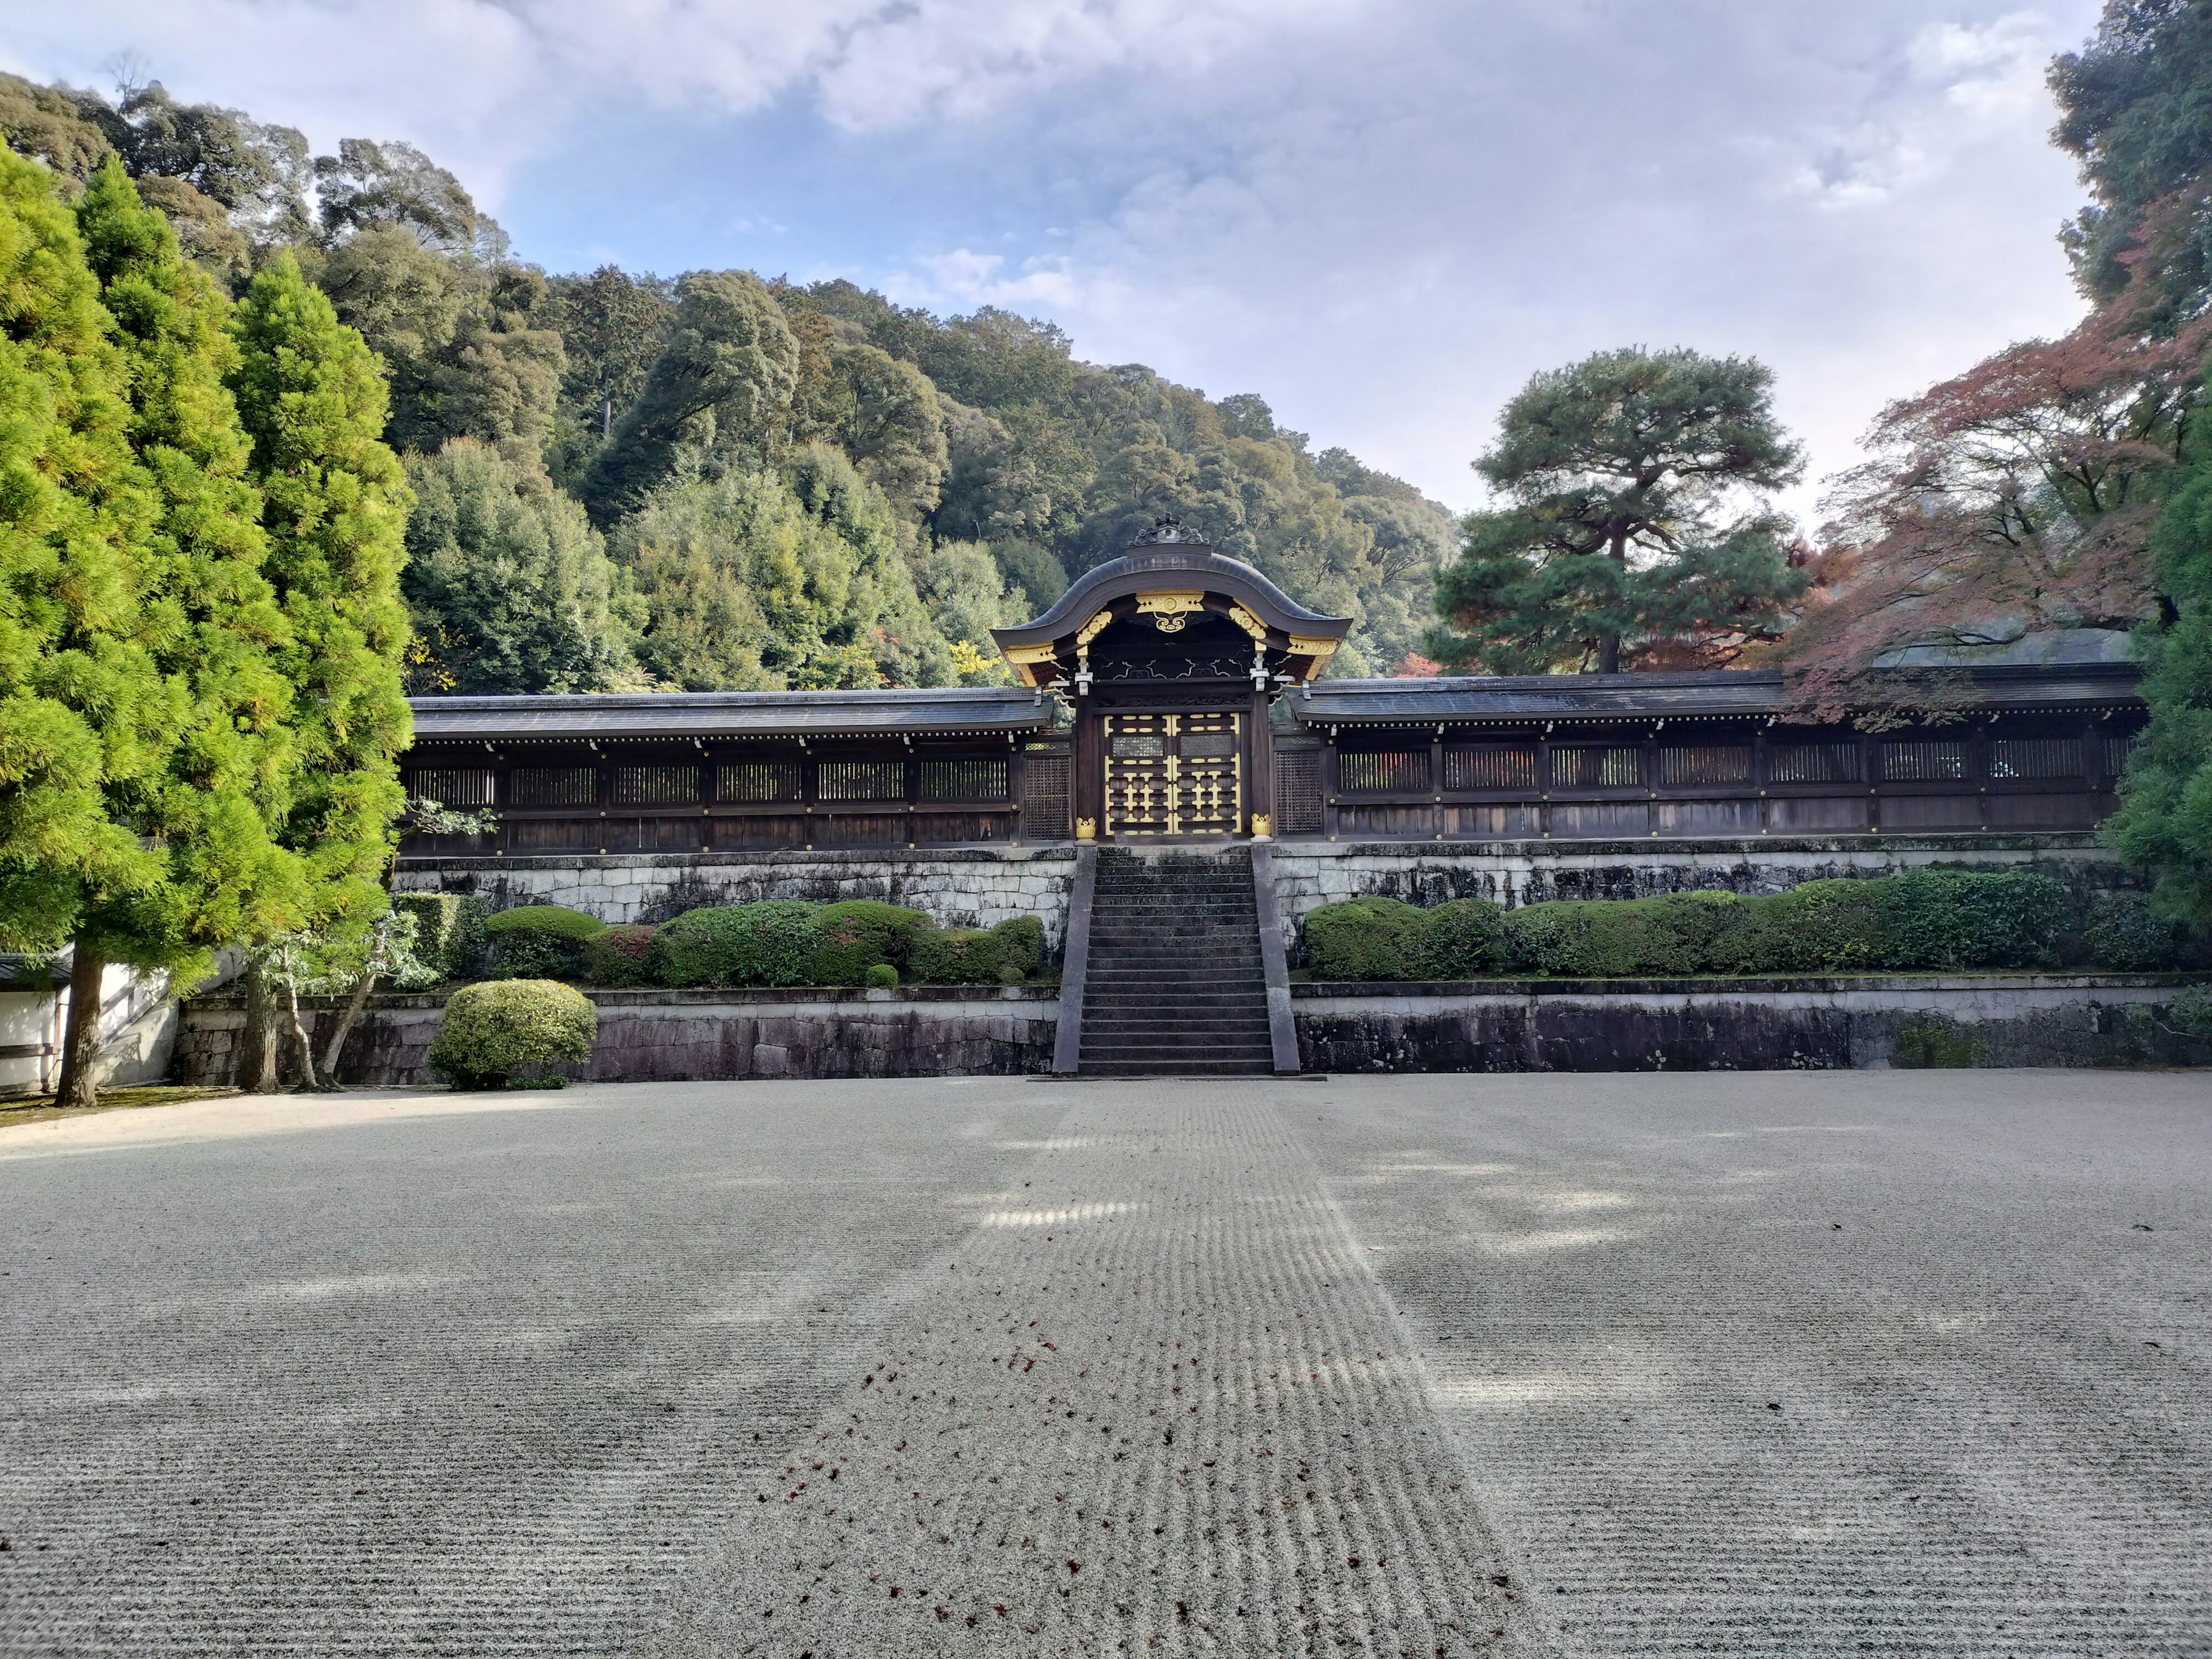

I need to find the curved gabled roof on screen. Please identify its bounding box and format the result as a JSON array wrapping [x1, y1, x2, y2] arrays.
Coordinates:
[[991, 545, 1350, 653]]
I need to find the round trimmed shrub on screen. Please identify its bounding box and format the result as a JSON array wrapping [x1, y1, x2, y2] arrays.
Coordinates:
[[646, 901, 823, 987], [586, 923, 657, 986], [481, 904, 605, 980], [427, 980, 597, 1089], [865, 963, 899, 990]]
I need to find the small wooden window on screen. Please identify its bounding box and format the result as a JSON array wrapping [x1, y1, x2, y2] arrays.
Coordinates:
[[507, 766, 597, 808], [1881, 740, 1968, 782], [818, 759, 905, 801], [1274, 750, 1323, 834], [1338, 750, 1430, 793], [1442, 746, 1536, 790], [1110, 733, 1164, 759], [1550, 747, 1639, 788]]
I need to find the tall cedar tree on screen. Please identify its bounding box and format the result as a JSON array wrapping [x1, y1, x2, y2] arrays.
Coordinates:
[[0, 151, 165, 1097], [52, 162, 308, 1107], [225, 253, 413, 1082], [1429, 347, 1805, 675]]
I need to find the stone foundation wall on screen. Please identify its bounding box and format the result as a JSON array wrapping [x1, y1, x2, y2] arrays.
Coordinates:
[[1292, 974, 2210, 1073], [174, 986, 1057, 1088], [392, 846, 1079, 950], [1264, 834, 2132, 961]]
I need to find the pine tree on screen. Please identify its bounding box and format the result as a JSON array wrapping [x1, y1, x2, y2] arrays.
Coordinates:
[[225, 252, 414, 1084]]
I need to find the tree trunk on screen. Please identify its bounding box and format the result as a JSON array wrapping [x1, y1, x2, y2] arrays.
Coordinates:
[[603, 392, 613, 439], [317, 971, 378, 1087], [237, 965, 279, 1093], [1597, 527, 1628, 675], [278, 948, 320, 1092], [55, 938, 105, 1110]]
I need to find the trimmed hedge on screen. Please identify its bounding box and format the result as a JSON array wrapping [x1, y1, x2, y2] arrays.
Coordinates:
[[646, 900, 821, 988], [392, 893, 465, 979], [1298, 867, 2098, 980], [585, 924, 657, 987], [427, 979, 597, 1089], [482, 904, 606, 980], [812, 900, 930, 984], [2084, 892, 2185, 972]]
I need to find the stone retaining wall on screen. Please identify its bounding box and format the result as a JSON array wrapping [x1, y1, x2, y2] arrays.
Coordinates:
[[1264, 834, 2131, 961], [393, 846, 1078, 950], [174, 986, 1058, 1088], [1292, 974, 2211, 1072]]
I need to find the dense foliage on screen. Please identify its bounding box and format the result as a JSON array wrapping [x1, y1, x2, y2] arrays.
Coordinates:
[[1, 73, 1455, 684], [426, 978, 596, 1089], [1296, 869, 2185, 981]]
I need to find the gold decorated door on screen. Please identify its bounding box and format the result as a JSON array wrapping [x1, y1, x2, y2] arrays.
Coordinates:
[[1103, 711, 1243, 838]]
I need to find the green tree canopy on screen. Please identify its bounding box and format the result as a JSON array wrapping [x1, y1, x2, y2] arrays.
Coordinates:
[[226, 252, 414, 935], [553, 264, 671, 439], [404, 438, 641, 694], [1429, 346, 1806, 674], [2107, 366, 2212, 919], [584, 269, 800, 521]]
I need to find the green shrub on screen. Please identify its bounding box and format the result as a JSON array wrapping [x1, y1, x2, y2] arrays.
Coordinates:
[[1881, 868, 2068, 969], [2168, 985, 2212, 1037], [392, 893, 464, 981], [865, 963, 899, 990], [482, 904, 606, 980], [810, 900, 929, 984], [1707, 880, 1889, 975], [1417, 897, 1508, 979], [910, 924, 1007, 984], [646, 901, 823, 987], [1500, 892, 1739, 978], [1304, 897, 1427, 979], [585, 924, 657, 986], [991, 915, 1046, 978], [427, 980, 597, 1089], [2084, 892, 2184, 971]]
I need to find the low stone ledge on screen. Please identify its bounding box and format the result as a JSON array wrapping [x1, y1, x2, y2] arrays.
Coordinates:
[[1289, 972, 2211, 1073], [174, 984, 1057, 1089]]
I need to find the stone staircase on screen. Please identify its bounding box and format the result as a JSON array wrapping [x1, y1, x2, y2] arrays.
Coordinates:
[[1075, 847, 1275, 1077]]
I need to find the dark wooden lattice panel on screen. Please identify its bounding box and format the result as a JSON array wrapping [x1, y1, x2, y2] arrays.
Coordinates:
[[1654, 745, 1751, 786], [1272, 750, 1323, 835], [1338, 749, 1430, 793], [1550, 747, 1639, 789], [1769, 744, 1860, 785], [404, 767, 495, 807], [918, 757, 1010, 800], [1881, 740, 1968, 782], [817, 759, 906, 802], [1987, 737, 2082, 781], [509, 766, 597, 807], [1442, 746, 1536, 790], [2104, 733, 2141, 777], [717, 760, 803, 803], [1018, 751, 1071, 840], [609, 765, 701, 807]]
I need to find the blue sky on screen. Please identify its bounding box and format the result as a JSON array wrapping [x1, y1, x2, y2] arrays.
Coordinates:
[[7, 1, 2105, 522]]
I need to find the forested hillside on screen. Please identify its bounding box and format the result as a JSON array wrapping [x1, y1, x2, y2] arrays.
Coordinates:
[[1, 71, 1450, 694]]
